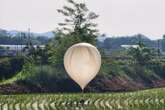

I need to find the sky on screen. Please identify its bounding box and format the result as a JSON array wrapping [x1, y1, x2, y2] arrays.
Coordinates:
[[0, 0, 165, 40]]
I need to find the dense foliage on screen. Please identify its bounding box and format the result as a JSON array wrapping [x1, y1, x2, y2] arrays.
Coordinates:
[[0, 57, 24, 80], [48, 0, 99, 65]]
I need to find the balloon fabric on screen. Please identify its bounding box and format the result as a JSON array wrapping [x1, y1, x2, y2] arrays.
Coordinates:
[[64, 43, 101, 90]]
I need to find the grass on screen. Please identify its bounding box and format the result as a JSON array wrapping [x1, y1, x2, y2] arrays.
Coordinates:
[[0, 71, 23, 85], [0, 88, 164, 110]]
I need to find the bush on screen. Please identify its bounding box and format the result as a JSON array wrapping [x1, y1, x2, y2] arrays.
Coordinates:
[[16, 64, 82, 92], [0, 57, 24, 80]]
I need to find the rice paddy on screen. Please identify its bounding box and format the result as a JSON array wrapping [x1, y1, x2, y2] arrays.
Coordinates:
[[0, 88, 165, 110]]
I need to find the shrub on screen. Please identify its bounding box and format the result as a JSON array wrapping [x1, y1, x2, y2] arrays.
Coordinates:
[[0, 57, 24, 80]]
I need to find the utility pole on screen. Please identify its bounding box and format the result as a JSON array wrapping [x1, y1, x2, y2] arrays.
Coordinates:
[[28, 28, 31, 48], [138, 34, 142, 47], [20, 32, 23, 56], [157, 40, 160, 58]]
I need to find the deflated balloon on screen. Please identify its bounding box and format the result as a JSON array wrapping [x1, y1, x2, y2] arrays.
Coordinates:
[[64, 43, 101, 90]]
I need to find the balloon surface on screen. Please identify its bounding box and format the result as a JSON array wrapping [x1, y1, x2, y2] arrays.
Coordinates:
[[64, 43, 101, 90]]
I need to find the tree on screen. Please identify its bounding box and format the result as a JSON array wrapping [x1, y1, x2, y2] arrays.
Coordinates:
[[48, 31, 81, 65], [57, 0, 99, 44], [48, 0, 99, 64], [128, 42, 155, 65], [161, 34, 165, 52]]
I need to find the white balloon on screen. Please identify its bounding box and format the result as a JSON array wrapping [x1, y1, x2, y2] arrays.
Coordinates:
[[64, 43, 101, 90]]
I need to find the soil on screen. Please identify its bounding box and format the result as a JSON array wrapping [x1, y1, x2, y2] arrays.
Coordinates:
[[0, 76, 165, 94]]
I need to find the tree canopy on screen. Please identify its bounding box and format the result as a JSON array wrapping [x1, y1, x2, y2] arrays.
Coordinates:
[[48, 0, 99, 64]]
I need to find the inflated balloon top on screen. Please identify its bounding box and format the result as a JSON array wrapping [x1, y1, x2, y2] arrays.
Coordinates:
[[64, 43, 101, 90]]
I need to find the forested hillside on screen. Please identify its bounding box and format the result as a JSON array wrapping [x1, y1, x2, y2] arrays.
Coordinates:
[[97, 34, 165, 53], [0, 29, 52, 45], [1, 28, 165, 53]]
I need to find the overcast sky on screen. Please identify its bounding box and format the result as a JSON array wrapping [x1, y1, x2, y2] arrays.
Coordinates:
[[0, 0, 165, 39]]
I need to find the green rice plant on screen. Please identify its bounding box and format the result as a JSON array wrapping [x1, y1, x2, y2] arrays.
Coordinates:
[[0, 88, 164, 110]]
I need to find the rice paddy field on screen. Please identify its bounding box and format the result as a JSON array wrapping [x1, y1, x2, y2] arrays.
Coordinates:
[[0, 88, 165, 110]]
